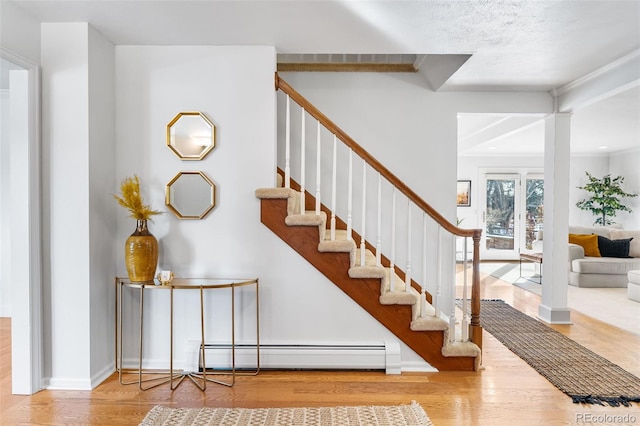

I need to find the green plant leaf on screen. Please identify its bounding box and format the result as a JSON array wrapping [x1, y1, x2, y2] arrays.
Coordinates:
[[575, 172, 637, 226]]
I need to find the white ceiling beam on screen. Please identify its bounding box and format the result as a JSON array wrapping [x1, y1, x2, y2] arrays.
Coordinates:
[[458, 116, 542, 153], [552, 50, 640, 113]]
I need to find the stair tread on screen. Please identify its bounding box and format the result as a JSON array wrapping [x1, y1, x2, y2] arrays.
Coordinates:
[[285, 211, 327, 226], [323, 229, 351, 241], [319, 229, 356, 253], [255, 187, 296, 199], [442, 331, 481, 358], [349, 265, 385, 279], [318, 238, 356, 253], [410, 315, 448, 331], [352, 249, 377, 266], [379, 273, 419, 305], [381, 269, 412, 293], [411, 294, 437, 320]]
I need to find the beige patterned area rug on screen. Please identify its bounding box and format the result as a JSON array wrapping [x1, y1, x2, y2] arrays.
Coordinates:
[[139, 401, 433, 426]]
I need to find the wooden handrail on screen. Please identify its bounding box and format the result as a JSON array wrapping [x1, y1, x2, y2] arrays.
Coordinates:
[[276, 74, 481, 240], [275, 73, 483, 351]]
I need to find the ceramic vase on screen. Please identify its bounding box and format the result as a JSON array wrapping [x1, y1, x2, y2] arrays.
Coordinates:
[[124, 219, 158, 282]]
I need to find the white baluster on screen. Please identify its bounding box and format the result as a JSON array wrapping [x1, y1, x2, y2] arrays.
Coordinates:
[[330, 135, 337, 241], [315, 120, 321, 215], [420, 289, 427, 319], [450, 234, 456, 343], [284, 95, 290, 188], [376, 173, 382, 266], [300, 109, 306, 214], [360, 159, 367, 266], [405, 199, 411, 292], [435, 225, 442, 317], [347, 148, 353, 241], [462, 237, 469, 341], [390, 188, 396, 292], [422, 212, 428, 315]]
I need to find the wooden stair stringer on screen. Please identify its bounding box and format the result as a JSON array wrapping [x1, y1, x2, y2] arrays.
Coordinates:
[[259, 196, 476, 371]]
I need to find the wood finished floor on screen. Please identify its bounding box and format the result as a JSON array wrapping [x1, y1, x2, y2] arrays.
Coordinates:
[[1, 270, 640, 426]]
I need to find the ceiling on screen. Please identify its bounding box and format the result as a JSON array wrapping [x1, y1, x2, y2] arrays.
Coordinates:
[[458, 85, 640, 156], [4, 0, 640, 155]]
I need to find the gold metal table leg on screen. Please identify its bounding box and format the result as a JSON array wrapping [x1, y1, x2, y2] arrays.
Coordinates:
[[117, 281, 180, 390]]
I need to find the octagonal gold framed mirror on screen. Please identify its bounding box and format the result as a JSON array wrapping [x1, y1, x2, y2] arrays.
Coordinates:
[[167, 111, 215, 160], [165, 171, 216, 219]]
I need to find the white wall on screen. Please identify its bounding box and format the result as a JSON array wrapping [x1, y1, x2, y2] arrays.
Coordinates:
[[609, 148, 640, 230], [569, 155, 610, 226]]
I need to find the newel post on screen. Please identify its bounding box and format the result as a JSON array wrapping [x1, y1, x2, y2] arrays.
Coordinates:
[[469, 231, 483, 352]]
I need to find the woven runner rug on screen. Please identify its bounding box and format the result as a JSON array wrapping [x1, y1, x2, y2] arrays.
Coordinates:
[[139, 401, 433, 426], [477, 299, 640, 406]]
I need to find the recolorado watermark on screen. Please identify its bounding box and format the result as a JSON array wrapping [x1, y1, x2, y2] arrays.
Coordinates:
[[576, 413, 638, 424]]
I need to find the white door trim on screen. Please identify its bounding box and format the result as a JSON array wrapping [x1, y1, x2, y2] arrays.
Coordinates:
[[1, 47, 43, 395]]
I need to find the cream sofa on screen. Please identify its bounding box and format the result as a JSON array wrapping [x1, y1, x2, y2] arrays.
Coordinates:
[[568, 226, 640, 288], [533, 225, 640, 288]]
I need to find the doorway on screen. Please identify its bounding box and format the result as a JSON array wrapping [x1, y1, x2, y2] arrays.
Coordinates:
[[0, 52, 42, 395], [480, 172, 544, 260]]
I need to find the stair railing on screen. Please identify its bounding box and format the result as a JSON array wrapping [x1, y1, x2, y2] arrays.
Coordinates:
[[275, 74, 483, 349]]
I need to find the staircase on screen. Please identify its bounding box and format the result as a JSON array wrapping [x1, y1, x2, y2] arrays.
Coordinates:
[[256, 74, 483, 371]]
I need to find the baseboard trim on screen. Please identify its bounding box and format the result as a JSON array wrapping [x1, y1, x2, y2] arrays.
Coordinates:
[[44, 377, 93, 391], [46, 363, 114, 390], [90, 363, 115, 389], [538, 304, 572, 324]]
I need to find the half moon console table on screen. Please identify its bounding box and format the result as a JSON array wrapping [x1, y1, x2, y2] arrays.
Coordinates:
[[114, 277, 260, 391]]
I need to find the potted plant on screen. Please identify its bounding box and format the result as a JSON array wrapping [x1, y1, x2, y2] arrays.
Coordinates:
[[576, 172, 637, 226], [114, 175, 162, 282]]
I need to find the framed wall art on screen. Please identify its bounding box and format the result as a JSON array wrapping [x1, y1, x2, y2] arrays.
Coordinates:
[[457, 180, 471, 207]]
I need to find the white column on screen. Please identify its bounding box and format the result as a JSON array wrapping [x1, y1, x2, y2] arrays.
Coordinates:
[[538, 113, 572, 324]]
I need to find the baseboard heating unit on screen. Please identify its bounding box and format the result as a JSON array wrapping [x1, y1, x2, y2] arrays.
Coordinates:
[[184, 341, 403, 374]]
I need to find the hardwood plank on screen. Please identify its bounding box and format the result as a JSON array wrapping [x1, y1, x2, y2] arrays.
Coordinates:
[[2, 269, 640, 425]]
